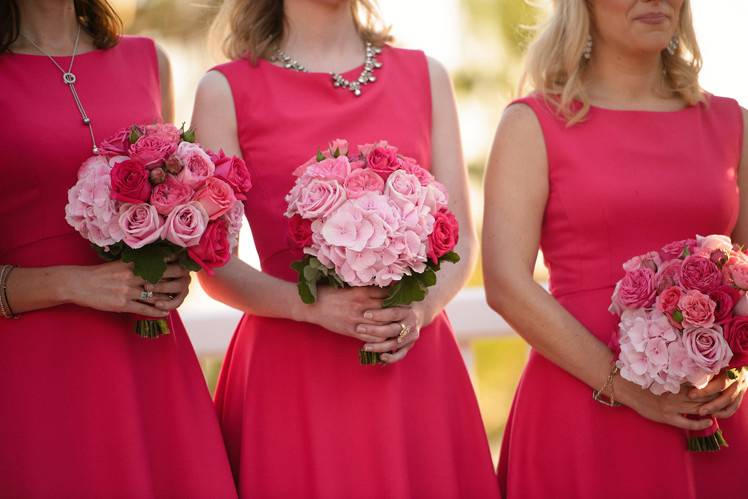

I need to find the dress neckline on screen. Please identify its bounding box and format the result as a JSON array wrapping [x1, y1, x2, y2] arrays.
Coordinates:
[[259, 45, 389, 80]]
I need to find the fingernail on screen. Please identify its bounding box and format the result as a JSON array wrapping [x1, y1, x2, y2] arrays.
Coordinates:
[[364, 312, 373, 320], [357, 325, 367, 333], [363, 345, 372, 352]]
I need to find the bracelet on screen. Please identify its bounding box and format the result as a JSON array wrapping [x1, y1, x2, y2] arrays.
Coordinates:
[[0, 265, 18, 319], [593, 364, 621, 407]]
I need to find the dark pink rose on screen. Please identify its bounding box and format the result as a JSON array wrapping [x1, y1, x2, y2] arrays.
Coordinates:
[[678, 289, 717, 328], [150, 176, 194, 216], [287, 214, 313, 248], [175, 142, 215, 188], [723, 316, 748, 365], [99, 127, 131, 157], [655, 259, 682, 292], [682, 326, 733, 374], [188, 219, 231, 270], [194, 177, 237, 220], [129, 134, 178, 169], [656, 286, 683, 315], [367, 146, 400, 180], [614, 268, 657, 309], [680, 255, 723, 293], [144, 123, 182, 143], [709, 286, 741, 324], [110, 159, 152, 204], [211, 150, 253, 199], [659, 239, 697, 262], [427, 208, 459, 264], [710, 249, 730, 268]]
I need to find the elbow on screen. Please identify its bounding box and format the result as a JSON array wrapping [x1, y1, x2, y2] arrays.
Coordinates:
[[482, 266, 519, 316]]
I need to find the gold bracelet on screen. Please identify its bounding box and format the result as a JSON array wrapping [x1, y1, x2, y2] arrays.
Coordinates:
[[593, 364, 621, 407], [0, 265, 18, 319]]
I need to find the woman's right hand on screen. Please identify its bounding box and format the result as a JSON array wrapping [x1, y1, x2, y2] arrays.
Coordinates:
[[619, 378, 717, 431], [64, 261, 169, 318], [299, 286, 398, 343]]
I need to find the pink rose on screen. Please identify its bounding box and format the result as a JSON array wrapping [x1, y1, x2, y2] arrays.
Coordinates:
[[288, 214, 313, 248], [723, 316, 748, 365], [366, 146, 400, 180], [613, 268, 657, 310], [655, 259, 682, 292], [735, 294, 748, 316], [129, 133, 177, 169], [682, 326, 733, 376], [709, 286, 741, 324], [295, 179, 346, 219], [110, 159, 152, 204], [659, 239, 697, 262], [165, 155, 183, 175], [697, 234, 733, 253], [149, 167, 167, 185], [710, 249, 729, 268], [99, 127, 131, 157], [188, 219, 232, 270], [727, 261, 748, 290], [427, 208, 459, 264], [211, 149, 253, 199], [344, 168, 385, 198], [385, 170, 423, 209], [327, 138, 349, 157], [224, 200, 244, 253], [680, 255, 723, 293], [150, 176, 193, 216], [656, 286, 683, 315], [163, 202, 208, 248], [305, 156, 352, 182], [678, 289, 717, 328], [400, 159, 434, 186], [623, 251, 661, 273], [194, 177, 237, 220], [118, 203, 164, 249], [357, 140, 395, 158], [175, 142, 215, 188], [144, 123, 182, 143]]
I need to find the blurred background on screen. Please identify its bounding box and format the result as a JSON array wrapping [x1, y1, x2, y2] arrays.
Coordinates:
[[114, 0, 748, 462]]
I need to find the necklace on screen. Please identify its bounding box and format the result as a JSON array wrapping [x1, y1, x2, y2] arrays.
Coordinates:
[[273, 42, 383, 97], [21, 25, 99, 154]]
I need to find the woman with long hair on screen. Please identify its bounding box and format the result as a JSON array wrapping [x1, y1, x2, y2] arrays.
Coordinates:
[[0, 1, 236, 496], [482, 0, 747, 497], [192, 1, 500, 497]]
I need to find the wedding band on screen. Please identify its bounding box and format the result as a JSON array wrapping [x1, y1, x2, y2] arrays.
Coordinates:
[[397, 322, 410, 344], [140, 290, 153, 301]]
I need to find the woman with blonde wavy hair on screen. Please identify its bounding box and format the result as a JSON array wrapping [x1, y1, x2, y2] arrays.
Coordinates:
[[191, 1, 500, 497], [482, 0, 747, 497]]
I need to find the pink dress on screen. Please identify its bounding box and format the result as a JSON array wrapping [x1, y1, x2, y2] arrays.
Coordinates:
[[497, 94, 745, 498], [212, 47, 500, 499], [0, 36, 237, 498]]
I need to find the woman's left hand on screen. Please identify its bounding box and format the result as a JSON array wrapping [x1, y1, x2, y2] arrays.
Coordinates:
[[143, 264, 192, 311], [356, 305, 426, 364], [689, 367, 748, 418]]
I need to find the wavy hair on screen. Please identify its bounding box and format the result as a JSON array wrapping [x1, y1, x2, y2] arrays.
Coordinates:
[[521, 0, 703, 125], [211, 0, 393, 63]]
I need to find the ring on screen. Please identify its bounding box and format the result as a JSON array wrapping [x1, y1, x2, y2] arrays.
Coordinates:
[[140, 290, 153, 301], [397, 322, 410, 344]]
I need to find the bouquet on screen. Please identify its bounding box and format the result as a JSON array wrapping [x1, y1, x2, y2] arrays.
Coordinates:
[[285, 139, 460, 364], [610, 234, 748, 451], [65, 123, 251, 337]]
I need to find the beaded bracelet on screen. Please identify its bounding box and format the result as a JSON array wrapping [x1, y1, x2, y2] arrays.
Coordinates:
[[593, 364, 622, 407], [0, 265, 18, 319]]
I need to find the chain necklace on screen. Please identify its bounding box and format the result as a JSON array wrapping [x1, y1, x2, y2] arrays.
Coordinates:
[[273, 42, 383, 97], [21, 25, 99, 155]]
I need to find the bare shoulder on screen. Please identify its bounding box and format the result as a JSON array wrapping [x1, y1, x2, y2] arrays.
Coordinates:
[[495, 101, 544, 145], [425, 56, 452, 95], [154, 43, 171, 75], [195, 70, 234, 109]]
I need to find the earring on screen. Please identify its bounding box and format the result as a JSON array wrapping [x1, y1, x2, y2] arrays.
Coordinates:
[[666, 35, 679, 55], [583, 34, 593, 60]]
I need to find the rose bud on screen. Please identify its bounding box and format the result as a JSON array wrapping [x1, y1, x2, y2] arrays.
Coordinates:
[[710, 249, 729, 268], [165, 155, 184, 175], [149, 167, 167, 185]]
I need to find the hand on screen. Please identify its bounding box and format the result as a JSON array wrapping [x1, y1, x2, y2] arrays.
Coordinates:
[[143, 264, 192, 311], [67, 261, 169, 318], [301, 286, 389, 342], [688, 368, 748, 419], [358, 305, 425, 364], [619, 378, 715, 431]]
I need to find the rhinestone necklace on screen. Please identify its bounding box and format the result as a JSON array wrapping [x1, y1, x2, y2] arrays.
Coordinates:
[[273, 42, 383, 97], [21, 25, 99, 154]]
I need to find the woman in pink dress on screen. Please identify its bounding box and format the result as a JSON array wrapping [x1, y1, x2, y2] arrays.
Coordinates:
[[191, 1, 500, 498], [482, 0, 747, 498], [0, 1, 236, 497]]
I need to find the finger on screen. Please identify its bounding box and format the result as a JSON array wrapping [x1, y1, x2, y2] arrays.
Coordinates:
[[686, 392, 721, 404], [146, 278, 189, 295], [124, 301, 170, 318], [161, 264, 190, 279], [698, 385, 738, 416], [129, 287, 156, 304], [362, 338, 399, 354], [668, 414, 714, 431], [356, 322, 401, 339], [154, 290, 187, 311], [714, 398, 742, 419], [689, 375, 734, 400], [380, 344, 413, 364], [362, 306, 409, 323], [367, 287, 390, 299]]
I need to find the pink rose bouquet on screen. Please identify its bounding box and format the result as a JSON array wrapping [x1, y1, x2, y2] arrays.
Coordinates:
[[610, 234, 748, 451], [66, 123, 251, 338], [285, 139, 460, 364]]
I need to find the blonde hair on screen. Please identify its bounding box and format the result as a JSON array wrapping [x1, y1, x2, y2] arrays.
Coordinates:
[[211, 0, 393, 63], [520, 0, 704, 125]]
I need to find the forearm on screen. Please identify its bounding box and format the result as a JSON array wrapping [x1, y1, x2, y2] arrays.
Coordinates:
[[3, 265, 78, 314], [197, 256, 309, 322]]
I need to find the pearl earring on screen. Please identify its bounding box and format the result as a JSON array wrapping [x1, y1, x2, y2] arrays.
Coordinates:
[[583, 34, 593, 60], [666, 35, 679, 55]]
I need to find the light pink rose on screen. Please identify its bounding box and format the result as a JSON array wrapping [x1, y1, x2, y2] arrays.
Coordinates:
[[399, 157, 434, 186], [727, 261, 748, 290], [612, 268, 657, 310], [678, 289, 717, 328], [357, 140, 395, 158], [735, 294, 748, 316], [697, 234, 733, 253], [385, 170, 423, 209], [65, 155, 123, 247], [680, 255, 722, 293], [118, 203, 164, 249], [344, 168, 385, 198], [327, 138, 349, 157], [655, 259, 682, 292], [420, 181, 449, 215], [305, 156, 352, 182], [150, 176, 193, 215], [194, 177, 237, 220], [224, 200, 244, 252], [623, 251, 661, 273], [295, 179, 347, 219], [682, 325, 733, 377], [175, 142, 215, 188], [163, 202, 208, 248], [656, 286, 683, 315]]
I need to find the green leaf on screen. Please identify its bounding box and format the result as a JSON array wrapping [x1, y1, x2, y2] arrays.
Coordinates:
[[297, 278, 316, 304], [303, 265, 321, 283], [91, 242, 124, 262], [129, 125, 142, 144], [121, 245, 170, 284], [439, 251, 461, 264], [178, 252, 202, 272], [182, 127, 196, 143], [383, 276, 427, 307], [415, 268, 437, 287], [672, 309, 684, 323], [333, 147, 341, 158], [316, 149, 325, 162], [680, 246, 691, 259]]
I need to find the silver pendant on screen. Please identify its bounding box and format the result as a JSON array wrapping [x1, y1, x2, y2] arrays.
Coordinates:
[[63, 72, 76, 84]]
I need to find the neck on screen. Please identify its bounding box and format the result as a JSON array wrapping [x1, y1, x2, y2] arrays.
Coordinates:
[[15, 0, 81, 55], [281, 0, 364, 72], [585, 42, 673, 107]]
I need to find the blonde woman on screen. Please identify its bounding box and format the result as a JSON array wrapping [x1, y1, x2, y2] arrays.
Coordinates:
[[482, 0, 747, 497], [191, 1, 500, 497]]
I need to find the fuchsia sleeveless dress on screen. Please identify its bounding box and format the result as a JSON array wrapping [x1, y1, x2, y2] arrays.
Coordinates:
[[497, 94, 746, 498], [211, 47, 500, 499], [0, 37, 236, 498]]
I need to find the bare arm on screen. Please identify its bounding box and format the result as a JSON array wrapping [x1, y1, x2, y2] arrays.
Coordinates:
[[482, 103, 711, 431], [156, 44, 175, 124]]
